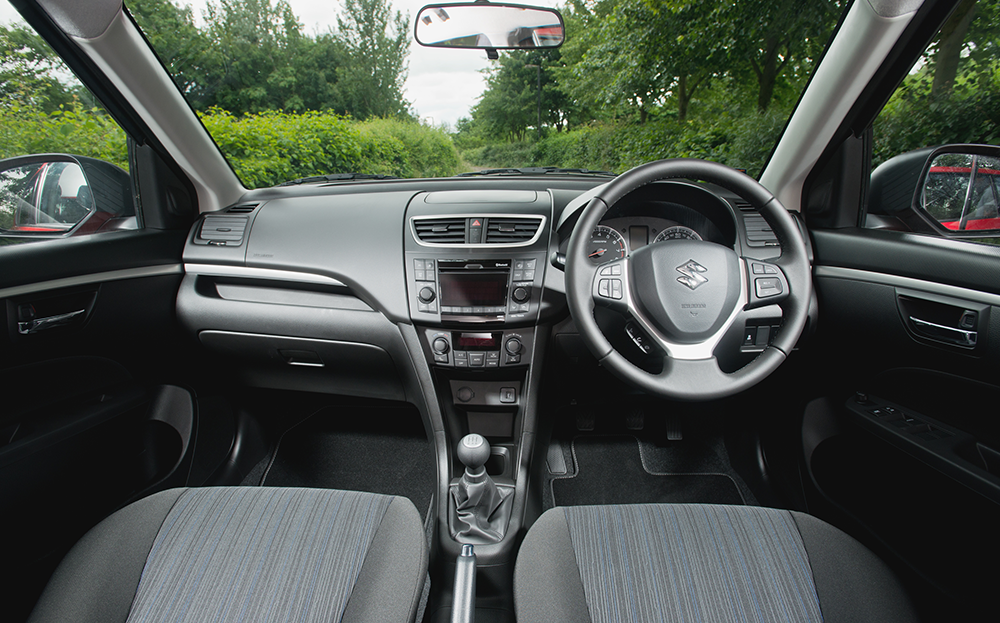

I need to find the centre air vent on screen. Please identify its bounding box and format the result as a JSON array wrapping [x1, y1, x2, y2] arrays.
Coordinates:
[[485, 217, 541, 244], [733, 200, 778, 247], [413, 217, 466, 244], [412, 215, 545, 246]]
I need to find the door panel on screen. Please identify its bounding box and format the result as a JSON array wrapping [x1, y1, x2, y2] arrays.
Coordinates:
[[0, 229, 197, 621], [806, 227, 1000, 617]]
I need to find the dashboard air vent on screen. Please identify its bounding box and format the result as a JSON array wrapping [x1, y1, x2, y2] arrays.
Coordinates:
[[227, 203, 258, 214], [196, 215, 248, 246], [734, 200, 778, 247], [485, 217, 541, 244], [413, 218, 466, 244]]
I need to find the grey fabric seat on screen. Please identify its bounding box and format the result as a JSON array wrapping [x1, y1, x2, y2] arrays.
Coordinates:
[[28, 487, 427, 623], [514, 504, 918, 623]]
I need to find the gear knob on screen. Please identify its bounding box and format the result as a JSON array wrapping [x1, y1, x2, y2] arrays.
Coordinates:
[[457, 434, 490, 472]]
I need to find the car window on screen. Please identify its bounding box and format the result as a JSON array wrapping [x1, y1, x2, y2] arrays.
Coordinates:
[[0, 15, 137, 246], [127, 0, 848, 189], [867, 0, 1000, 242]]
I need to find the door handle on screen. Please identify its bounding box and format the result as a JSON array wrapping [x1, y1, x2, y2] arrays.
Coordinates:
[[18, 309, 86, 334], [909, 316, 977, 347]]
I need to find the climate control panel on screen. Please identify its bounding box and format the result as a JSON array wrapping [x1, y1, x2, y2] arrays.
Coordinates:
[[422, 327, 534, 368]]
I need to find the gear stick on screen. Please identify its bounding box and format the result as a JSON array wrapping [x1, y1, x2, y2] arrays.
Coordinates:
[[451, 434, 513, 543]]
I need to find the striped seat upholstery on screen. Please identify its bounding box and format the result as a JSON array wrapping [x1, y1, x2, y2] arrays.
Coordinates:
[[514, 504, 918, 623], [28, 487, 427, 623]]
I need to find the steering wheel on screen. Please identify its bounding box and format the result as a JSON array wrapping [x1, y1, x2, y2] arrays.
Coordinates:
[[566, 159, 812, 401]]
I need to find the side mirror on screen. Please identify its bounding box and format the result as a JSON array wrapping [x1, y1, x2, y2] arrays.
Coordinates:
[[414, 2, 564, 50], [0, 154, 135, 240], [914, 144, 1000, 237]]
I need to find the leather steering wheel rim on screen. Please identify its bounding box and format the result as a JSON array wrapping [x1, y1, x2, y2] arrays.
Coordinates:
[[565, 158, 812, 401]]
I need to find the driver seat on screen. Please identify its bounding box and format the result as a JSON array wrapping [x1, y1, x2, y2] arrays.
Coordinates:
[[514, 504, 918, 622]]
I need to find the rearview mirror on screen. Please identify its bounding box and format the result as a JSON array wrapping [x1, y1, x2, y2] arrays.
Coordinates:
[[415, 2, 564, 50], [915, 145, 1000, 237]]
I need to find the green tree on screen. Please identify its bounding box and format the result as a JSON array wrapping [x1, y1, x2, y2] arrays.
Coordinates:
[[0, 24, 75, 112], [199, 0, 311, 114], [723, 0, 839, 112], [129, 0, 209, 102], [336, 0, 410, 118]]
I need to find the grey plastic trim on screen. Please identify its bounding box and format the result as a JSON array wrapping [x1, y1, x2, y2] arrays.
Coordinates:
[[184, 264, 346, 288], [410, 214, 547, 248], [814, 265, 1000, 306], [760, 0, 916, 211], [0, 264, 182, 299], [73, 12, 243, 213]]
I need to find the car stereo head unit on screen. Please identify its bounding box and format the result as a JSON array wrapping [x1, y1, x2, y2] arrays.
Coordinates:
[[408, 255, 542, 323]]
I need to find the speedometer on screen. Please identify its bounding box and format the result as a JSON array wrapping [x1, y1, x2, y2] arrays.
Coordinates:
[[587, 225, 627, 264], [653, 226, 702, 242]]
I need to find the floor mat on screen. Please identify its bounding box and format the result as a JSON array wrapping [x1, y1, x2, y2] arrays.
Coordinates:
[[262, 406, 435, 518], [551, 435, 745, 507]]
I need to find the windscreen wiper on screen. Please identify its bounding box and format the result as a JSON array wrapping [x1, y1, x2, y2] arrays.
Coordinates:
[[277, 173, 398, 186], [456, 167, 616, 177]]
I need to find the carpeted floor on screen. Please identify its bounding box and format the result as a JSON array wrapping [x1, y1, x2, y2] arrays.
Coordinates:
[[261, 405, 436, 518], [550, 435, 747, 507]]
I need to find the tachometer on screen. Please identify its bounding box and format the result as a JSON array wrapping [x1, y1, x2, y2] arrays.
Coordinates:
[[653, 225, 702, 242], [587, 225, 627, 264]]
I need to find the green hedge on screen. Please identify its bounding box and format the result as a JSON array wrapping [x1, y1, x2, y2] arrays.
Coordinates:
[[0, 107, 461, 188], [200, 110, 461, 187], [462, 111, 789, 178], [0, 106, 128, 168]]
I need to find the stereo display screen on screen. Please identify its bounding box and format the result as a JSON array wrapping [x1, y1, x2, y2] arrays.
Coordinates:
[[439, 272, 508, 307]]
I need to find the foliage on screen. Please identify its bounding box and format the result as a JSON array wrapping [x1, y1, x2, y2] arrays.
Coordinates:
[[129, 0, 410, 120], [200, 109, 459, 187], [0, 107, 128, 168], [463, 107, 786, 178], [0, 24, 79, 112], [336, 0, 411, 119], [873, 0, 1000, 168], [458, 0, 841, 176]]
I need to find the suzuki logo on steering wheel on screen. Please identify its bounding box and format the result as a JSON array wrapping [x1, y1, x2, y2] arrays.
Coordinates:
[[676, 260, 709, 290]]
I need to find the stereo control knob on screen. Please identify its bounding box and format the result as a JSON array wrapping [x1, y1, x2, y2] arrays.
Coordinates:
[[505, 337, 523, 355], [418, 287, 436, 303], [432, 337, 450, 355], [512, 287, 530, 303]]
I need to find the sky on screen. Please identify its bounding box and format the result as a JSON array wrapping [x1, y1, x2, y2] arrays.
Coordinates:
[[1, 0, 562, 128]]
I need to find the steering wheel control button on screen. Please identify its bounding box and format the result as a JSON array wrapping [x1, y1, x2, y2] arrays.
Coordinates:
[[499, 387, 517, 403], [754, 277, 783, 298], [611, 279, 623, 299], [600, 264, 623, 276], [751, 262, 778, 275], [599, 279, 611, 298], [625, 322, 654, 354]]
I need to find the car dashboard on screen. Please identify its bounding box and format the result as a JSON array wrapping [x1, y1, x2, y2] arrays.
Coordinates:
[[179, 176, 782, 394]]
